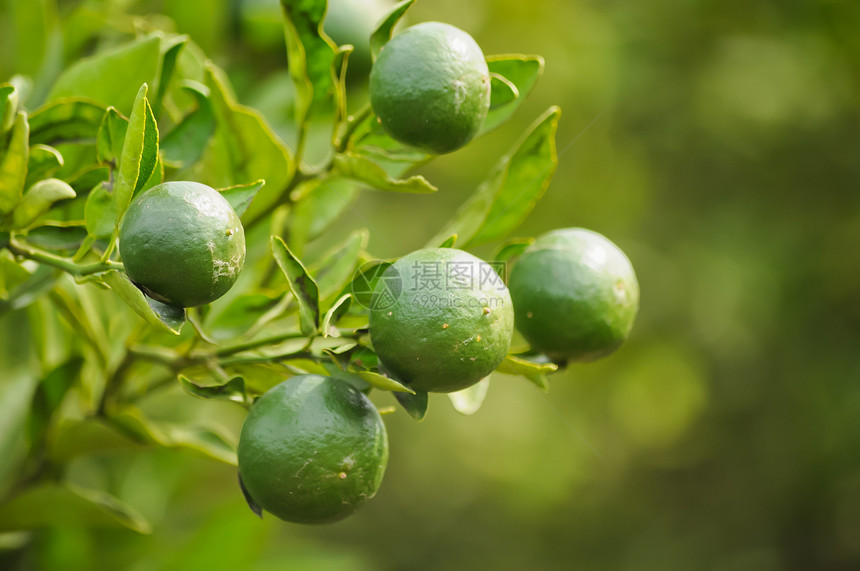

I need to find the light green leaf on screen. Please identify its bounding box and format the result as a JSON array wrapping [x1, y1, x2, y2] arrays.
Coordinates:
[[28, 99, 106, 146], [218, 179, 265, 218], [448, 377, 491, 415], [96, 107, 128, 165], [270, 235, 320, 336], [429, 106, 560, 248], [178, 374, 247, 405], [24, 144, 63, 189], [280, 0, 338, 123], [495, 354, 558, 391], [152, 35, 188, 115], [160, 82, 214, 168], [356, 370, 414, 394], [0, 113, 29, 216], [313, 228, 368, 302], [333, 152, 437, 193], [101, 271, 185, 335], [0, 483, 152, 534], [84, 182, 115, 239], [202, 64, 294, 224], [11, 179, 76, 229], [439, 235, 457, 248], [288, 177, 359, 254], [493, 237, 535, 266], [480, 55, 545, 135], [112, 84, 158, 238], [369, 0, 416, 60], [394, 390, 428, 420], [0, 85, 19, 134], [47, 33, 162, 115], [28, 358, 83, 447], [321, 293, 351, 336]]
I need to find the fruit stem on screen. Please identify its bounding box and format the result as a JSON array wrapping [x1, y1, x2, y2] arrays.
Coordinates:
[[8, 237, 123, 276], [335, 102, 372, 153]]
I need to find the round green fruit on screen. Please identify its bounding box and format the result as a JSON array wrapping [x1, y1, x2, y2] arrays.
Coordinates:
[[508, 228, 639, 363], [369, 21, 491, 154], [118, 181, 245, 308], [369, 248, 514, 393], [237, 375, 388, 525]]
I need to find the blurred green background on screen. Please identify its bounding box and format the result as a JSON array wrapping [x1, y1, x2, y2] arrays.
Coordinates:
[[2, 0, 860, 569]]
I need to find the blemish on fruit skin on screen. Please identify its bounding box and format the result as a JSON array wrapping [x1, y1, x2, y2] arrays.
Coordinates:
[[476, 335, 482, 342], [338, 472, 347, 480], [442, 323, 449, 329], [387, 311, 393, 316], [483, 307, 491, 315], [527, 311, 533, 318]]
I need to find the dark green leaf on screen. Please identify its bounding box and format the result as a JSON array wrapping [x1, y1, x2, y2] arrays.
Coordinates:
[[160, 83, 215, 168], [24, 144, 63, 189], [178, 374, 247, 405], [448, 377, 490, 415], [270, 236, 320, 336], [218, 179, 265, 218], [495, 354, 558, 391], [288, 177, 359, 254], [101, 271, 185, 335], [0, 483, 152, 534], [280, 0, 338, 123], [47, 33, 162, 115], [480, 55, 545, 135], [0, 113, 29, 216], [333, 152, 437, 193], [429, 107, 560, 248], [84, 182, 115, 239], [24, 224, 88, 253], [394, 390, 428, 420], [11, 179, 76, 230], [369, 0, 417, 60], [28, 100, 106, 146], [28, 358, 84, 446], [152, 35, 188, 115], [95, 107, 128, 165]]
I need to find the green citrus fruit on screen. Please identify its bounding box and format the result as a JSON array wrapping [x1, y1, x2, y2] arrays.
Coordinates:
[[369, 248, 514, 393], [118, 181, 245, 308], [508, 228, 639, 363], [369, 22, 491, 154], [237, 375, 388, 524]]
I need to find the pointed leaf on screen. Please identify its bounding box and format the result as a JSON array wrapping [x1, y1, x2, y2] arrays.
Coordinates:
[[448, 377, 490, 415], [84, 182, 116, 239], [439, 235, 457, 248], [348, 259, 392, 309], [96, 107, 128, 165], [47, 34, 162, 115], [0, 84, 18, 134], [0, 112, 29, 215], [333, 152, 437, 193], [28, 358, 84, 446], [161, 82, 215, 168], [321, 293, 352, 336], [430, 107, 560, 248], [480, 55, 545, 135], [313, 229, 368, 301], [495, 354, 557, 390], [288, 177, 359, 254], [178, 374, 247, 405], [11, 179, 76, 229], [152, 36, 187, 115], [370, 0, 417, 60], [270, 236, 320, 336], [101, 271, 185, 335], [28, 100, 106, 146], [0, 483, 152, 534], [356, 370, 414, 394], [113, 85, 158, 236], [394, 389, 428, 420], [493, 237, 535, 266], [218, 179, 265, 218], [24, 144, 63, 189]]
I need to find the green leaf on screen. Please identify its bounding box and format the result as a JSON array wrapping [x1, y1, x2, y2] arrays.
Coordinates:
[[24, 144, 64, 189], [11, 179, 76, 230], [394, 390, 428, 420], [0, 85, 18, 134], [25, 224, 88, 253], [480, 55, 545, 135], [280, 0, 338, 124], [202, 64, 294, 224], [493, 237, 535, 266], [429, 106, 560, 248], [313, 229, 368, 302], [47, 33, 162, 115], [160, 82, 215, 168], [27, 100, 106, 146], [347, 259, 392, 309], [0, 113, 29, 216], [95, 107, 128, 165], [178, 374, 247, 405], [439, 235, 457, 248], [218, 179, 265, 218], [448, 377, 491, 415], [28, 358, 83, 447], [369, 0, 417, 60], [288, 177, 359, 254], [332, 152, 437, 193], [321, 293, 351, 336], [152, 35, 188, 116], [112, 84, 158, 238], [270, 236, 320, 336], [356, 370, 414, 394], [495, 354, 558, 391], [101, 271, 185, 335], [204, 292, 280, 339], [84, 182, 115, 239], [0, 483, 152, 534]]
